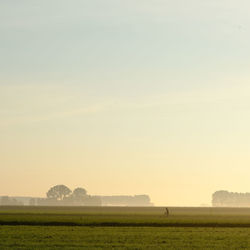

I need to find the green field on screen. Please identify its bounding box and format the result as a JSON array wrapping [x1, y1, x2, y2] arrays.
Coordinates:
[[1, 206, 250, 249]]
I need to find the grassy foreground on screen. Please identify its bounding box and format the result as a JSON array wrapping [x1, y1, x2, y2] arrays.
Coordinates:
[[1, 206, 250, 249], [1, 226, 250, 249]]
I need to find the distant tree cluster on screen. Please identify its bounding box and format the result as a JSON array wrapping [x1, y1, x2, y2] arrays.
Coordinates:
[[212, 190, 250, 207], [34, 185, 101, 206], [0, 196, 23, 206], [0, 185, 153, 207]]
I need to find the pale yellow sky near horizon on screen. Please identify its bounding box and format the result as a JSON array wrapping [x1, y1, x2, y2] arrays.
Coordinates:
[[1, 79, 250, 206], [1, 0, 250, 206]]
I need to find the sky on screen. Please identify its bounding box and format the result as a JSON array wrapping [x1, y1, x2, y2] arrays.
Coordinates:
[[1, 0, 250, 206]]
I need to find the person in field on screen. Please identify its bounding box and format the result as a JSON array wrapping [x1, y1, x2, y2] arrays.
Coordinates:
[[164, 207, 169, 217]]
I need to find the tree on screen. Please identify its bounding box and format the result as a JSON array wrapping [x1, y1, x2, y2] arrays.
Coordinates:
[[46, 185, 72, 201], [73, 187, 87, 197], [72, 187, 87, 202], [212, 190, 230, 207]]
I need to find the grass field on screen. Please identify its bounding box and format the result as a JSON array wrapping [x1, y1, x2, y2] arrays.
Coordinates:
[[1, 206, 250, 249]]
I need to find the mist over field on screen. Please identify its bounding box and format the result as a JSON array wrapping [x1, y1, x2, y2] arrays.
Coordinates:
[[2, 1, 250, 249], [1, 0, 250, 206]]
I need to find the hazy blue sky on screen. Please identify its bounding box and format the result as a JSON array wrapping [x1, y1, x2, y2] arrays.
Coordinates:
[[1, 0, 250, 205]]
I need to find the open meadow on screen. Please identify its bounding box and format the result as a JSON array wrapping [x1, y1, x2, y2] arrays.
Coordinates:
[[1, 206, 250, 249]]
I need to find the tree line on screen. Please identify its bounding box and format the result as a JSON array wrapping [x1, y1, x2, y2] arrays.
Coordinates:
[[0, 196, 23, 206], [212, 190, 250, 207], [0, 184, 153, 206], [31, 184, 101, 206]]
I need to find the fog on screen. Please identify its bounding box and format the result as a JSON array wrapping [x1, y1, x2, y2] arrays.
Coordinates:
[[1, 1, 250, 206]]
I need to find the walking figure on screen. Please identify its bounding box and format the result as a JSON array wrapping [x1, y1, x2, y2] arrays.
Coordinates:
[[164, 207, 169, 217]]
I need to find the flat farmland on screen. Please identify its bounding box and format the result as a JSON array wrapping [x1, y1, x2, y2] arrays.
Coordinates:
[[1, 206, 250, 249]]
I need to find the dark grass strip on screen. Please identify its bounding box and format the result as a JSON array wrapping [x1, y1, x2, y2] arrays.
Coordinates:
[[2, 221, 250, 228]]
